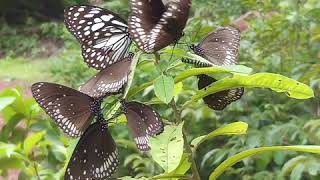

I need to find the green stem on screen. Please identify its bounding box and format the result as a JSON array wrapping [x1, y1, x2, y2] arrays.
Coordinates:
[[154, 51, 201, 179], [183, 131, 201, 180]]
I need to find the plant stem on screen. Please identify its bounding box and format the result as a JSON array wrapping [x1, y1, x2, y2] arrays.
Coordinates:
[[183, 131, 201, 180], [154, 51, 201, 179], [31, 151, 41, 180], [170, 99, 181, 124]]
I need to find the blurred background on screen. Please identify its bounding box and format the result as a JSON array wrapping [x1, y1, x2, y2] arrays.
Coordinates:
[[0, 0, 320, 179]]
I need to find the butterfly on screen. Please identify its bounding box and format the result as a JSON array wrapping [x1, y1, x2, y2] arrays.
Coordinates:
[[183, 26, 244, 110], [31, 82, 105, 137], [189, 26, 241, 66], [198, 74, 244, 110], [64, 5, 131, 70], [79, 53, 134, 98], [121, 101, 164, 151], [128, 0, 191, 53], [64, 122, 119, 180]]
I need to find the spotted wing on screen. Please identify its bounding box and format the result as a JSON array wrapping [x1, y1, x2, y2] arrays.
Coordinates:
[[65, 122, 119, 180], [128, 0, 191, 53], [126, 101, 164, 136], [31, 82, 94, 137], [125, 108, 150, 151], [194, 26, 240, 66], [80, 54, 134, 98], [64, 5, 131, 70], [123, 101, 164, 151], [198, 75, 244, 110]]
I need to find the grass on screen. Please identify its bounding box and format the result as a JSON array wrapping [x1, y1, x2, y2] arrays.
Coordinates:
[[0, 57, 56, 83]]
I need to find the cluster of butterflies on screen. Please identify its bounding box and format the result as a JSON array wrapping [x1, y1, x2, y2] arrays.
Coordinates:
[[31, 0, 243, 179]]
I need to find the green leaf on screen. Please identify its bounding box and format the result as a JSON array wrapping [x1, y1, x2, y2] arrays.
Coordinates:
[[169, 153, 191, 175], [154, 75, 175, 104], [0, 97, 16, 111], [209, 145, 320, 180], [173, 82, 183, 97], [191, 122, 248, 150], [149, 123, 184, 172], [0, 157, 24, 169], [0, 142, 17, 158], [281, 156, 309, 176], [127, 65, 252, 98], [290, 163, 305, 180], [191, 73, 314, 106], [23, 131, 46, 155], [123, 52, 142, 98]]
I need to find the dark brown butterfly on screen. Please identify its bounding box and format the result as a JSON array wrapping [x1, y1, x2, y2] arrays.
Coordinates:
[[184, 26, 244, 110], [64, 122, 119, 180], [121, 101, 164, 151], [64, 5, 131, 70], [190, 26, 240, 66], [79, 53, 134, 98], [128, 0, 191, 53], [31, 82, 103, 137], [198, 74, 244, 110]]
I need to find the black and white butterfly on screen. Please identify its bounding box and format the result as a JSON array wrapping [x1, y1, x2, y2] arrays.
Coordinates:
[[64, 5, 131, 70], [198, 74, 244, 110], [188, 26, 241, 66], [121, 101, 164, 151], [183, 26, 244, 110], [65, 122, 119, 180], [128, 0, 191, 53], [80, 53, 134, 98], [31, 82, 104, 137]]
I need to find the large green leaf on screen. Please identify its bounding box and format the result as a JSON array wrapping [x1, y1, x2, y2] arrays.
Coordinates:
[[23, 131, 46, 155], [0, 96, 16, 111], [127, 65, 252, 98], [209, 145, 320, 180], [190, 73, 314, 106], [191, 122, 248, 150], [154, 75, 175, 104], [149, 123, 184, 172], [153, 153, 192, 180]]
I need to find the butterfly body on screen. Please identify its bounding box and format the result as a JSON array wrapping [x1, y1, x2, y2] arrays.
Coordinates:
[[64, 5, 131, 70], [128, 0, 191, 53]]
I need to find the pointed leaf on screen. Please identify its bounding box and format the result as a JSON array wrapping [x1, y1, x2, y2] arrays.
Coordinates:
[[0, 97, 16, 111], [23, 131, 46, 155], [191, 122, 248, 149], [154, 75, 175, 104], [191, 73, 314, 106], [149, 123, 184, 172], [209, 145, 320, 180]]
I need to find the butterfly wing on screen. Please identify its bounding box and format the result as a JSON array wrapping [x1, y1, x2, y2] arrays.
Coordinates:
[[80, 55, 133, 98], [65, 122, 119, 180], [198, 75, 244, 110], [64, 5, 131, 70], [194, 26, 240, 66], [125, 108, 150, 151], [31, 82, 94, 137], [126, 101, 164, 136], [128, 0, 191, 53], [123, 101, 164, 151]]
